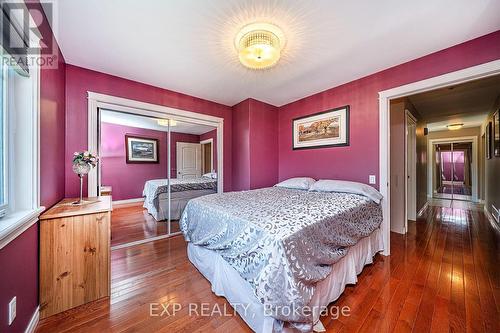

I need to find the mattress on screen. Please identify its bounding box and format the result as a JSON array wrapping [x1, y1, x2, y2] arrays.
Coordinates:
[[180, 187, 383, 324]]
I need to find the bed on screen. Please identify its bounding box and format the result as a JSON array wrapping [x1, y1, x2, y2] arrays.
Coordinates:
[[142, 177, 217, 221], [180, 185, 383, 332]]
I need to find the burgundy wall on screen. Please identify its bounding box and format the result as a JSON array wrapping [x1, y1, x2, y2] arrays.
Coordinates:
[[65, 64, 233, 197], [231, 99, 279, 191], [249, 99, 279, 189], [200, 129, 218, 172], [0, 2, 66, 332], [232, 100, 251, 191], [100, 123, 168, 201], [0, 224, 39, 333], [100, 123, 216, 200], [39, 36, 66, 208], [278, 30, 500, 189]]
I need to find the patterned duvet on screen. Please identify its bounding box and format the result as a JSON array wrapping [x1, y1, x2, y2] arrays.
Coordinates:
[[180, 187, 382, 324]]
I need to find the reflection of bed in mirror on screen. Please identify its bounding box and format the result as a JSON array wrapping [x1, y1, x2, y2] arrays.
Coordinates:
[[143, 175, 217, 221]]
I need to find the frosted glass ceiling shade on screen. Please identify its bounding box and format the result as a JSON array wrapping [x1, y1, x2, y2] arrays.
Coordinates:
[[235, 22, 286, 70]]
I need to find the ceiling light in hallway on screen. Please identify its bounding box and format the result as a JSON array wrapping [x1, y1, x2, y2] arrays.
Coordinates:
[[447, 123, 464, 130]]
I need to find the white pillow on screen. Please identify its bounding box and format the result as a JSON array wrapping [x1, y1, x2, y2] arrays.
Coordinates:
[[309, 179, 383, 204], [202, 172, 217, 179], [275, 177, 316, 190]]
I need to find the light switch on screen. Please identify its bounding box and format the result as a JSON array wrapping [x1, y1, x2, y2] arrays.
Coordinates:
[[369, 175, 376, 185]]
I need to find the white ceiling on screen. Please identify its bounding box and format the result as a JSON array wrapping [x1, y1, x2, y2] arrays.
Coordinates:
[[100, 109, 216, 135], [408, 74, 500, 131], [426, 114, 489, 132], [45, 0, 500, 106]]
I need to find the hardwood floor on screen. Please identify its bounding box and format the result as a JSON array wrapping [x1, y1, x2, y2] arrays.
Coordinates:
[[36, 200, 500, 333], [110, 202, 179, 247]]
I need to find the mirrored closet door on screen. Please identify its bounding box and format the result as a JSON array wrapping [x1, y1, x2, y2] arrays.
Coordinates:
[[165, 119, 218, 235], [98, 108, 220, 248], [433, 142, 473, 201]]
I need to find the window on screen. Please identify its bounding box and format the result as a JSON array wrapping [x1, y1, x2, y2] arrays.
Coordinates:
[[0, 40, 40, 242], [0, 51, 7, 217]]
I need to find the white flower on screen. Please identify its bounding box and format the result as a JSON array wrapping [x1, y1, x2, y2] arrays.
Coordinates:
[[84, 151, 89, 156], [74, 152, 79, 156]]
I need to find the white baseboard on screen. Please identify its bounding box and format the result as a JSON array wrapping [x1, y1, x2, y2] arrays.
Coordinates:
[[417, 202, 429, 217], [25, 306, 39, 333], [112, 197, 144, 205], [491, 204, 499, 223], [111, 232, 182, 251], [484, 206, 500, 232]]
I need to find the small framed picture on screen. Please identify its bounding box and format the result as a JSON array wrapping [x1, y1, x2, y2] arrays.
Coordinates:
[[292, 106, 350, 150], [125, 135, 159, 163], [486, 122, 492, 159], [494, 110, 500, 157]]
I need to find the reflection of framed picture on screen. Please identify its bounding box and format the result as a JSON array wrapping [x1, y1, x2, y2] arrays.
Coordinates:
[[292, 106, 350, 150], [494, 110, 500, 157], [125, 135, 159, 163], [486, 122, 492, 159]]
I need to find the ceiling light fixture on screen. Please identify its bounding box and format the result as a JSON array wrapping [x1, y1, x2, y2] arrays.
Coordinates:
[[235, 22, 286, 70], [157, 119, 177, 127], [446, 123, 464, 130]]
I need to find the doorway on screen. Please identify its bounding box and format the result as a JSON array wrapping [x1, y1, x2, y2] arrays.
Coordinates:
[[200, 138, 214, 174]]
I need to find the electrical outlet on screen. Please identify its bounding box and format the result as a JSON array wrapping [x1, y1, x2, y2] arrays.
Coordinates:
[[8, 296, 16, 325], [369, 175, 376, 185]]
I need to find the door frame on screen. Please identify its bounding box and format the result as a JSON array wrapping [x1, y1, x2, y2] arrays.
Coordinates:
[[379, 59, 500, 256], [404, 110, 417, 230], [87, 92, 224, 196], [427, 137, 478, 202], [200, 138, 214, 174]]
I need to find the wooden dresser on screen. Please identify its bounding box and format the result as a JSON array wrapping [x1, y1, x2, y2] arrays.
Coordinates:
[[39, 196, 112, 319]]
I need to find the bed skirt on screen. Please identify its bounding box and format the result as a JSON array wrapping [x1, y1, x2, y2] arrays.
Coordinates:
[[187, 228, 384, 333]]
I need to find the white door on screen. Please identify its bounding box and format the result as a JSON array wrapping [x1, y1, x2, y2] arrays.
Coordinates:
[[405, 112, 417, 225], [176, 142, 201, 179]]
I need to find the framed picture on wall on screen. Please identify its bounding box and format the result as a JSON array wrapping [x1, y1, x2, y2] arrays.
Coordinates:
[[486, 122, 492, 159], [125, 135, 159, 163], [494, 110, 500, 157], [292, 106, 350, 150]]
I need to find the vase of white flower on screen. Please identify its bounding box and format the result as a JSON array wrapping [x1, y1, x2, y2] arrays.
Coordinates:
[[72, 151, 99, 205]]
